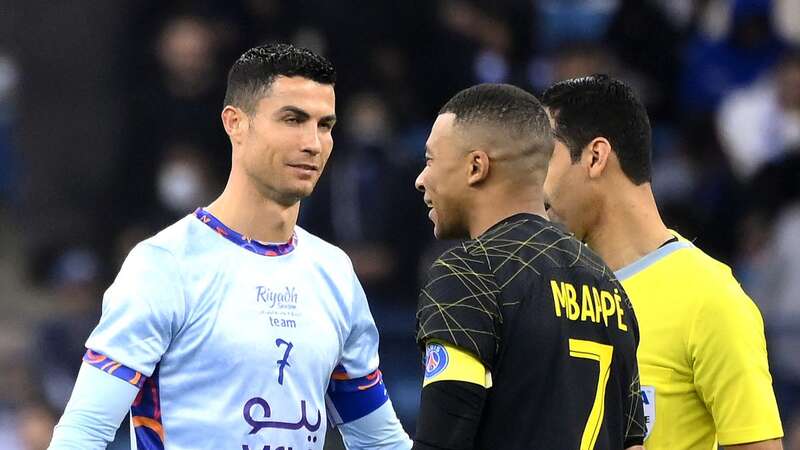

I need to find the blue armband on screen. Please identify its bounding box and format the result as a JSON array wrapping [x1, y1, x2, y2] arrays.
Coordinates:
[[326, 367, 389, 424]]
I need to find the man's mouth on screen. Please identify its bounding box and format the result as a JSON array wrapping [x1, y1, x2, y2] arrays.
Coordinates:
[[425, 202, 436, 221], [287, 163, 318, 171]]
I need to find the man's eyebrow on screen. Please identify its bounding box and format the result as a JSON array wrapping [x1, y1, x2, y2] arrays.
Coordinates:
[[277, 106, 336, 124], [276, 106, 310, 119]]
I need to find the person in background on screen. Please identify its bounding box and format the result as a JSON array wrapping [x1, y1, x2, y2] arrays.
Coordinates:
[[542, 74, 783, 450]]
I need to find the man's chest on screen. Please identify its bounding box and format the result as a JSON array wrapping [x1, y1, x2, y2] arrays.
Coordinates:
[[163, 266, 349, 386]]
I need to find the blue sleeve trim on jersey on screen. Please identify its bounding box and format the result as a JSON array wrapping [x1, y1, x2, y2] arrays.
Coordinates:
[[131, 365, 165, 450], [326, 369, 389, 425], [83, 349, 147, 389]]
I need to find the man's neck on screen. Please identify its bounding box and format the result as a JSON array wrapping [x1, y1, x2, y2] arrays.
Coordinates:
[[205, 172, 299, 243], [583, 183, 673, 272], [468, 186, 547, 239]]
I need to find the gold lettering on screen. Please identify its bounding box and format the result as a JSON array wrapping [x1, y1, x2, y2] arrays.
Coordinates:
[[581, 285, 595, 322], [614, 289, 628, 332], [600, 290, 615, 327], [551, 280, 565, 317], [555, 281, 628, 331], [565, 283, 579, 320], [592, 287, 603, 323]]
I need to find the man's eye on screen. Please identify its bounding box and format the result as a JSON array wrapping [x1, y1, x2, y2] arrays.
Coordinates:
[[284, 117, 299, 124]]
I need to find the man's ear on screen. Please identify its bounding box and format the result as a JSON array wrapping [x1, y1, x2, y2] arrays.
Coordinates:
[[583, 137, 612, 180], [467, 150, 490, 186], [221, 106, 249, 145]]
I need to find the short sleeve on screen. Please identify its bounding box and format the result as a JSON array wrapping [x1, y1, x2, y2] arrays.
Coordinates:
[[416, 245, 502, 369], [326, 261, 388, 425], [337, 266, 380, 377], [690, 274, 784, 445], [85, 243, 186, 377]]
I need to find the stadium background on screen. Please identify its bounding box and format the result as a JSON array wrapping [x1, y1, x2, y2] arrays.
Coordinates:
[[1, 0, 799, 448]]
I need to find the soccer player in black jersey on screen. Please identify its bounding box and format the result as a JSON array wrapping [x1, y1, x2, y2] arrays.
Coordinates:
[[412, 84, 645, 450]]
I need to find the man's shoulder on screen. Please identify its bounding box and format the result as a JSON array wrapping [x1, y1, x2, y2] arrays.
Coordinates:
[[628, 240, 760, 319], [420, 242, 500, 309], [470, 215, 613, 279], [137, 214, 204, 259], [620, 236, 727, 284], [112, 215, 199, 280], [662, 243, 743, 295], [429, 242, 490, 276], [295, 226, 352, 267]]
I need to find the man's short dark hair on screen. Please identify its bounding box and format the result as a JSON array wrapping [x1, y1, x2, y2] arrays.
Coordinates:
[[541, 75, 652, 185], [223, 43, 336, 114], [439, 83, 553, 160]]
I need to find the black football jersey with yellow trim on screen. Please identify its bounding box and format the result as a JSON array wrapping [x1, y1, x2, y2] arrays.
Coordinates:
[[417, 213, 646, 449]]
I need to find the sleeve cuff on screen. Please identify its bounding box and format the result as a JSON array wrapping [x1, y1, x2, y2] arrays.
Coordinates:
[[717, 424, 784, 446], [83, 349, 147, 389]]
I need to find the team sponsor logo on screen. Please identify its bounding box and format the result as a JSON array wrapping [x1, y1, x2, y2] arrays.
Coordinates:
[[641, 386, 656, 440], [242, 397, 321, 449], [256, 286, 301, 328], [256, 286, 298, 309], [424, 343, 449, 379], [268, 317, 296, 328]]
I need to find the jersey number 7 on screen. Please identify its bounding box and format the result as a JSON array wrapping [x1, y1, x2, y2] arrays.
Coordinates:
[[569, 339, 614, 450]]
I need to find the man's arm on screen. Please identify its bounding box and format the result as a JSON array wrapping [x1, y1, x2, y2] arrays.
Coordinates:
[[51, 242, 181, 448], [335, 398, 412, 450], [328, 256, 411, 449], [690, 274, 784, 446], [413, 245, 501, 449], [413, 380, 486, 450], [326, 368, 411, 450], [412, 341, 491, 450], [48, 362, 141, 449]]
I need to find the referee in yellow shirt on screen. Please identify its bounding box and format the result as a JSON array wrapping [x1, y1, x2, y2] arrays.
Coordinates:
[[540, 74, 784, 450]]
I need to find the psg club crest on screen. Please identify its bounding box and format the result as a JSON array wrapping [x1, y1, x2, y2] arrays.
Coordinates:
[[424, 343, 449, 380], [641, 386, 656, 440]]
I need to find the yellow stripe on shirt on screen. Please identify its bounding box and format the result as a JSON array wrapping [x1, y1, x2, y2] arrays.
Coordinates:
[[422, 340, 492, 388]]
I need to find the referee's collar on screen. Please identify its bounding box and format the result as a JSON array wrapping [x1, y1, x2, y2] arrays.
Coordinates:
[[614, 236, 692, 282]]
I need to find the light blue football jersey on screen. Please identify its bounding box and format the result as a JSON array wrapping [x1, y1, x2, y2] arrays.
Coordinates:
[[84, 209, 387, 450]]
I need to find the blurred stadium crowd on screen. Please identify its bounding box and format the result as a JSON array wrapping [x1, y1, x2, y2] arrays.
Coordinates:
[[1, 0, 800, 448]]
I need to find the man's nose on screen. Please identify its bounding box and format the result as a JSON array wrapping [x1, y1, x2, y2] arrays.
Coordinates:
[[301, 126, 322, 155], [415, 170, 426, 193]]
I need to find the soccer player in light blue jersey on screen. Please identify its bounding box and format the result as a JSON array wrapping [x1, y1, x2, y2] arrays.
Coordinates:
[[48, 43, 412, 450]]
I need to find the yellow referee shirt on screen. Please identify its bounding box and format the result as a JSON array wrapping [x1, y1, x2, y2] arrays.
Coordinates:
[[617, 234, 783, 449]]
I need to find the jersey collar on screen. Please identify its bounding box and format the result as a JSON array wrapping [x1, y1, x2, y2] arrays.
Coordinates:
[[614, 233, 692, 281], [194, 208, 297, 257]]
